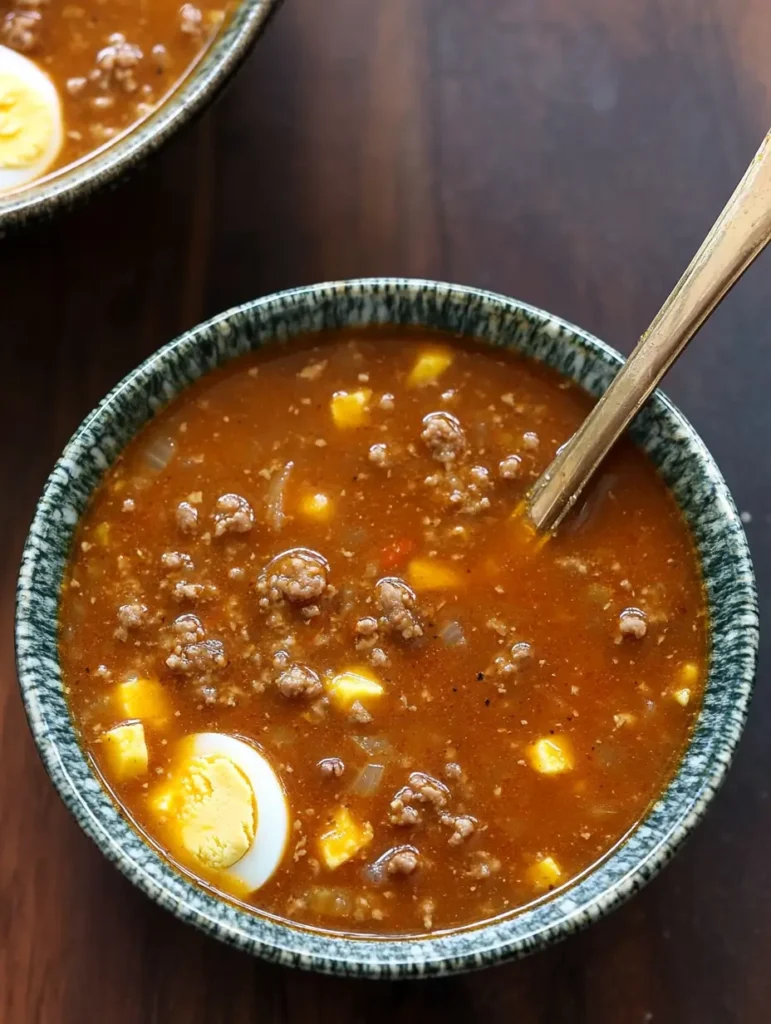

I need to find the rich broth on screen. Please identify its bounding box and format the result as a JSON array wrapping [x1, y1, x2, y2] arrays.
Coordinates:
[[59, 328, 707, 936]]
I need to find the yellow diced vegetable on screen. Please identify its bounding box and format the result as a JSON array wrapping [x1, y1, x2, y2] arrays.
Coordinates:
[[325, 667, 384, 711], [680, 662, 699, 685], [102, 723, 148, 780], [115, 677, 170, 727], [673, 688, 691, 707], [527, 855, 562, 890], [407, 347, 454, 388], [318, 806, 374, 870], [330, 389, 371, 429], [94, 522, 110, 547], [407, 556, 462, 591], [299, 492, 334, 522], [527, 735, 574, 775]]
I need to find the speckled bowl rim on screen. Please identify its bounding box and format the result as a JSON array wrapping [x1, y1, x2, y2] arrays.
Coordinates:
[[16, 278, 758, 977], [0, 0, 279, 231]]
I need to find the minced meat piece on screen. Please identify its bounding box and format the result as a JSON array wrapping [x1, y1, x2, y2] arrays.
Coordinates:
[[94, 35, 143, 94], [161, 551, 194, 571], [276, 663, 322, 699], [258, 549, 329, 605], [619, 607, 647, 639], [348, 700, 373, 724], [179, 2, 203, 35], [114, 601, 147, 640], [376, 577, 422, 639], [172, 580, 217, 603], [2, 9, 41, 52], [368, 443, 389, 467], [420, 411, 467, 464], [388, 797, 421, 827], [386, 848, 420, 876], [213, 493, 254, 536], [165, 614, 226, 678], [319, 757, 345, 778], [465, 850, 501, 878], [355, 615, 379, 651], [175, 501, 199, 534], [442, 813, 476, 846], [408, 772, 449, 808], [498, 454, 522, 479], [166, 638, 226, 676]]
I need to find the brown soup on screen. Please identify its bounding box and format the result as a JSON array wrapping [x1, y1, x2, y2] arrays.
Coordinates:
[[58, 329, 707, 936], [0, 0, 229, 194]]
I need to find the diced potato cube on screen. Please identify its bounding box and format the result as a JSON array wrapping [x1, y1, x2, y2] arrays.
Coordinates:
[[407, 347, 454, 388], [299, 492, 333, 522], [325, 667, 384, 711], [102, 723, 148, 780], [330, 389, 371, 429], [527, 735, 574, 775], [680, 662, 699, 685], [407, 556, 462, 591], [318, 806, 374, 870], [527, 855, 562, 891], [673, 688, 691, 707], [94, 522, 110, 547], [115, 677, 170, 727]]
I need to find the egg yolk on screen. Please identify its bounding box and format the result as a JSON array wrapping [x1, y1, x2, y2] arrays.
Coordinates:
[[152, 754, 257, 871], [0, 73, 55, 169]]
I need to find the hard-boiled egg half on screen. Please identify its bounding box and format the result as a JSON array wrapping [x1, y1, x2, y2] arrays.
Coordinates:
[[0, 44, 63, 193], [149, 733, 289, 896]]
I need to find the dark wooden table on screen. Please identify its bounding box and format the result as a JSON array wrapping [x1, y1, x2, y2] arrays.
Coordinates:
[[2, 1, 770, 1020]]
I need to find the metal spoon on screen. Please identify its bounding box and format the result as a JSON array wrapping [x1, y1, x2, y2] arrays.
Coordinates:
[[527, 129, 771, 534]]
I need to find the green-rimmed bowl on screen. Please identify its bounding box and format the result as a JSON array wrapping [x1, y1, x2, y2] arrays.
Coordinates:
[[0, 0, 279, 232], [15, 278, 759, 977]]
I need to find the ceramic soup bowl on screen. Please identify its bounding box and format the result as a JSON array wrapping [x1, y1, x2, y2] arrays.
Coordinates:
[[0, 0, 279, 231], [15, 278, 758, 976]]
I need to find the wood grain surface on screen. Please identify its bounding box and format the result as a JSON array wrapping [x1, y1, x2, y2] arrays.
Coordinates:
[[2, 1, 770, 1020]]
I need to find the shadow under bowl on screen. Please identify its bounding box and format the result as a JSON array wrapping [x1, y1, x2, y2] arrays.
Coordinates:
[[15, 278, 759, 977], [0, 0, 279, 232]]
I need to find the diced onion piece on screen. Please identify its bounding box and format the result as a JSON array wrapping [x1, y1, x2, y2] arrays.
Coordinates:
[[527, 735, 574, 775], [330, 389, 371, 429], [527, 855, 562, 891], [102, 722, 148, 780], [407, 557, 461, 592], [318, 806, 374, 869], [142, 435, 176, 471], [439, 619, 466, 647], [349, 762, 385, 797], [407, 347, 454, 388], [306, 886, 355, 917], [266, 461, 294, 531], [350, 734, 393, 759]]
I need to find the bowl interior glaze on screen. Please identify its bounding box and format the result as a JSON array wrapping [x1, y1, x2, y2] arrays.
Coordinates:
[[15, 279, 758, 977], [0, 0, 278, 231]]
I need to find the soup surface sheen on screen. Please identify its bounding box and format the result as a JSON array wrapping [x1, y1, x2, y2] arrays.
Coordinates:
[[59, 328, 707, 937], [0, 0, 229, 192]]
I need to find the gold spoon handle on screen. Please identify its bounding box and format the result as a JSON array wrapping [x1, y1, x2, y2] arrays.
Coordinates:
[[528, 129, 771, 534]]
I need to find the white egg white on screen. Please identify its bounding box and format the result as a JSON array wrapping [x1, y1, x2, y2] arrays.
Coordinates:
[[190, 732, 290, 892], [0, 44, 63, 192]]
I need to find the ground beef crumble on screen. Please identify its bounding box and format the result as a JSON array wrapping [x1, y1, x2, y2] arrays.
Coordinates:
[[213, 493, 254, 536], [258, 549, 329, 606], [421, 411, 467, 464], [276, 663, 322, 699], [175, 501, 199, 534], [386, 847, 420, 876], [376, 577, 422, 639]]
